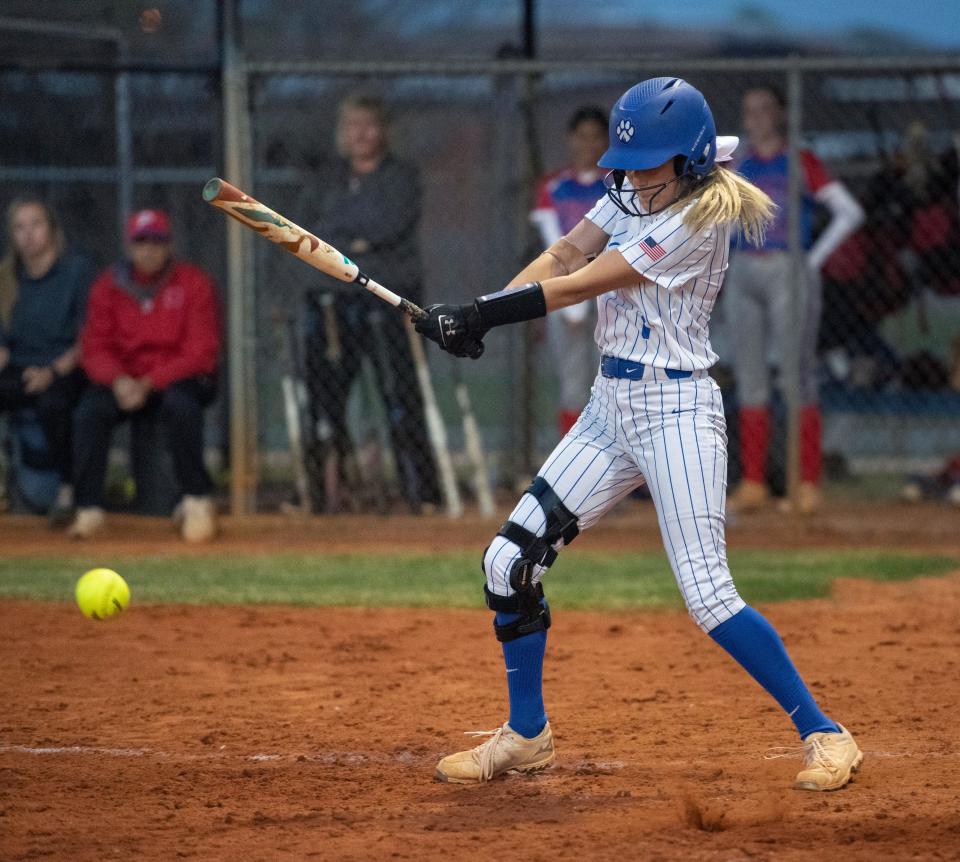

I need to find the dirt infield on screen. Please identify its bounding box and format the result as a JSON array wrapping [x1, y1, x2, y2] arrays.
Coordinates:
[[3, 568, 960, 861], [0, 496, 959, 559]]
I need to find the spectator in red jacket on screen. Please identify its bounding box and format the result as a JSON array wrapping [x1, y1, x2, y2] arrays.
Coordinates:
[[69, 209, 221, 541]]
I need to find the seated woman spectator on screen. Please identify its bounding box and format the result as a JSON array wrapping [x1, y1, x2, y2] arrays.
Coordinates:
[[0, 198, 94, 524], [69, 209, 221, 542]]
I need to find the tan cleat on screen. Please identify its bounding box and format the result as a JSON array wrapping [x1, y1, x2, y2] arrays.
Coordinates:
[[795, 725, 863, 791], [68, 507, 105, 540], [797, 482, 822, 515], [180, 495, 217, 543], [778, 482, 822, 516], [435, 721, 555, 784], [729, 480, 769, 512]]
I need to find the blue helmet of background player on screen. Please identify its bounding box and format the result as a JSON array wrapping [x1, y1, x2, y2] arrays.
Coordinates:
[[599, 77, 717, 216]]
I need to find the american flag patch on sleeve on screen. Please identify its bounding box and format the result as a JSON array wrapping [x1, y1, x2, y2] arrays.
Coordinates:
[[640, 235, 667, 262]]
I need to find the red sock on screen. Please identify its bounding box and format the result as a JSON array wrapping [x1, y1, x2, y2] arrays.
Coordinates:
[[739, 406, 770, 483], [800, 405, 822, 485], [558, 409, 580, 436]]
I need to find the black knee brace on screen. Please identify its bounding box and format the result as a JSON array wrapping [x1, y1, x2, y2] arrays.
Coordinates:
[[497, 476, 580, 569], [484, 580, 551, 642], [482, 477, 579, 643]]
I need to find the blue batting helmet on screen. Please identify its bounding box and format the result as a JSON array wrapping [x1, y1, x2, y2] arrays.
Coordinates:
[[599, 77, 717, 180]]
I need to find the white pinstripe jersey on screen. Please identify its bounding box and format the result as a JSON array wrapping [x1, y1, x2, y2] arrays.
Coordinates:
[[585, 194, 731, 371]]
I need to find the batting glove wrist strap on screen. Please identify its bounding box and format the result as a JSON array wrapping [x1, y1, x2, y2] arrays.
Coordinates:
[[474, 282, 546, 329]]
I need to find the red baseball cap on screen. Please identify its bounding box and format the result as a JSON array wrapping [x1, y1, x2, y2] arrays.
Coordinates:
[[126, 209, 171, 242]]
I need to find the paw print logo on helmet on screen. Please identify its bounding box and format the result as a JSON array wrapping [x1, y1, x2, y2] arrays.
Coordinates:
[[616, 119, 635, 143]]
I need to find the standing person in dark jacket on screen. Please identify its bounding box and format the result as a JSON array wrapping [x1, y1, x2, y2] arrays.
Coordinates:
[[69, 209, 221, 542], [304, 93, 439, 513], [0, 198, 94, 524]]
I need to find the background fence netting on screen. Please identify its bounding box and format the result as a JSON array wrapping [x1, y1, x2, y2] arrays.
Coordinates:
[[797, 69, 960, 498], [2, 57, 958, 513]]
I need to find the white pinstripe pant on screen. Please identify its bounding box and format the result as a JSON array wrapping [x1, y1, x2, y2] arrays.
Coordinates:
[[484, 373, 745, 632]]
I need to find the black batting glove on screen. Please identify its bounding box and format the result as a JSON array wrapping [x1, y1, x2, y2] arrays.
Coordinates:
[[415, 284, 545, 358], [415, 303, 488, 359]]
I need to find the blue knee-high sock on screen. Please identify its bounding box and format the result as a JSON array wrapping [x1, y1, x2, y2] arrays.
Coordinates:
[[709, 605, 839, 739], [495, 611, 547, 739]]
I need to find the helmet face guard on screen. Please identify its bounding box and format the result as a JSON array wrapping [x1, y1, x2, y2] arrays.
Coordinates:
[[604, 169, 685, 217], [598, 77, 717, 216]]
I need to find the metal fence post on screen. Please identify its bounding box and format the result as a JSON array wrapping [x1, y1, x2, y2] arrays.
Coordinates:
[[785, 58, 804, 506], [490, 70, 525, 485], [519, 69, 544, 478], [114, 66, 133, 241], [221, 0, 258, 515]]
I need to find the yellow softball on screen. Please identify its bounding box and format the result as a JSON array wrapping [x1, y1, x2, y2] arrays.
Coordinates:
[[75, 568, 130, 621]]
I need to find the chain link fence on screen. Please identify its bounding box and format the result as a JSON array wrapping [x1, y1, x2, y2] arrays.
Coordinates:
[[810, 71, 960, 496], [2, 55, 958, 513]]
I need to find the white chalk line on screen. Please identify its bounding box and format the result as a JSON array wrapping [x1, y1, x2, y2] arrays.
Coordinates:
[[4, 744, 955, 766], [0, 743, 426, 765], [1, 745, 151, 757], [0, 747, 621, 774]]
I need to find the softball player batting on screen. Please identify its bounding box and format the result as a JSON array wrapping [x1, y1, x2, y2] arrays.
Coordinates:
[[416, 77, 863, 790]]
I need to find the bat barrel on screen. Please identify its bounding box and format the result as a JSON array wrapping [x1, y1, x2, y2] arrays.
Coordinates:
[[203, 177, 248, 204], [202, 178, 225, 202]]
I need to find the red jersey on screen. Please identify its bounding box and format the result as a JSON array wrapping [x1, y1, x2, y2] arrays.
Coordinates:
[[81, 260, 221, 390]]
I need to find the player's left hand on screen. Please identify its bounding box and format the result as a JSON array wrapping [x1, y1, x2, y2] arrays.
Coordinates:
[[415, 303, 487, 359]]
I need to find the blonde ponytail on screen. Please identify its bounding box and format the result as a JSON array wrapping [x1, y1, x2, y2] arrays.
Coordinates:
[[677, 166, 775, 246]]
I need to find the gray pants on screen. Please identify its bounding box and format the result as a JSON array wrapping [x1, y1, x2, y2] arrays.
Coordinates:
[[547, 308, 598, 414], [725, 252, 821, 407]]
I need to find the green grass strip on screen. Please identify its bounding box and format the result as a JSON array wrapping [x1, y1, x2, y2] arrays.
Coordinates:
[[0, 550, 955, 610]]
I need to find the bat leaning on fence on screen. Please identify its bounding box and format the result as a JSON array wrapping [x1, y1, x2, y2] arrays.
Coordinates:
[[452, 366, 495, 517], [203, 177, 489, 519], [271, 311, 312, 516]]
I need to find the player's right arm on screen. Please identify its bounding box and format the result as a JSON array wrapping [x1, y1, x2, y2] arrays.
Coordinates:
[[414, 245, 635, 358], [414, 202, 718, 357], [506, 218, 610, 287], [539, 248, 642, 311], [414, 201, 610, 358]]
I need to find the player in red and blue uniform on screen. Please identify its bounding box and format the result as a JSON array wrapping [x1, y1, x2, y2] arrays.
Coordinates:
[[727, 86, 864, 514]]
